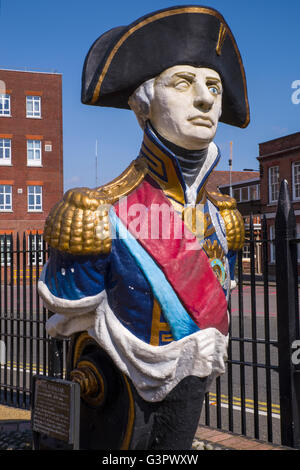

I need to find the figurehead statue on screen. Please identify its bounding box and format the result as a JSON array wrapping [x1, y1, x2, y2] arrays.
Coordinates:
[[38, 6, 248, 450]]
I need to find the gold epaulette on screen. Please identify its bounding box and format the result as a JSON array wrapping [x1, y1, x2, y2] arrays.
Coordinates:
[[206, 190, 245, 251], [44, 158, 148, 255]]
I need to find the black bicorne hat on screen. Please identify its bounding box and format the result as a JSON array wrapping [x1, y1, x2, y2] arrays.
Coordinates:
[[81, 5, 250, 128]]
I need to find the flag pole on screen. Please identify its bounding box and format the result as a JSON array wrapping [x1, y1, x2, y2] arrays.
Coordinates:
[[229, 141, 233, 197]]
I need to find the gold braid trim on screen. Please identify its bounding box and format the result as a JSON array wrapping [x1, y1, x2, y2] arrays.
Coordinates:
[[44, 158, 148, 255], [206, 190, 245, 251], [206, 190, 237, 210]]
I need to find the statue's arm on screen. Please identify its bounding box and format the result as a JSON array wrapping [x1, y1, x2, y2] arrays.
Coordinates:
[[38, 186, 112, 337], [38, 247, 110, 338]]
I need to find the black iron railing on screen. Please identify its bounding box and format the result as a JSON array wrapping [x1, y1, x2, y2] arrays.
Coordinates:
[[201, 214, 280, 444], [0, 233, 68, 408], [275, 180, 300, 448], [200, 180, 300, 449]]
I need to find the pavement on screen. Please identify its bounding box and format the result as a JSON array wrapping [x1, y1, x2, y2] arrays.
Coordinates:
[[0, 404, 295, 451], [0, 405, 31, 450], [194, 426, 293, 451]]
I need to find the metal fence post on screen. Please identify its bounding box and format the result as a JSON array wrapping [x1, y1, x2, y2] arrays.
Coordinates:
[[48, 312, 64, 379], [275, 179, 300, 448]]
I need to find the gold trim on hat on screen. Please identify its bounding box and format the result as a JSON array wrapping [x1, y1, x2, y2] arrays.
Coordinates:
[[216, 22, 227, 56], [90, 6, 250, 128]]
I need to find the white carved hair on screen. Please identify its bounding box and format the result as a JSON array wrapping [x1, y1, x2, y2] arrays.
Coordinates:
[[128, 78, 155, 129]]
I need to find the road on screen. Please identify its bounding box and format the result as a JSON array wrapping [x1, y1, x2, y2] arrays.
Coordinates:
[[231, 283, 278, 318], [199, 283, 282, 444]]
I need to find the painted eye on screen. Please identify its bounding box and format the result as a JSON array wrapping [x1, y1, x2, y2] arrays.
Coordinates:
[[174, 80, 190, 90], [208, 86, 219, 95], [208, 84, 221, 96]]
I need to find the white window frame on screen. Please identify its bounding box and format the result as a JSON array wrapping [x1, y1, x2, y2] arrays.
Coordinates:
[[242, 243, 251, 260], [292, 162, 300, 201], [268, 166, 280, 203], [0, 94, 11, 116], [0, 185, 12, 211], [27, 185, 42, 212], [249, 184, 260, 201], [232, 185, 261, 203], [27, 140, 42, 166], [0, 138, 11, 165], [233, 188, 241, 202], [0, 234, 12, 266], [240, 186, 250, 202], [28, 234, 44, 266], [26, 95, 41, 118]]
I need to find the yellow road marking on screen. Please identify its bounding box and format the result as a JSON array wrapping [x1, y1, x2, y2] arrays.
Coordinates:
[[1, 361, 51, 375], [208, 392, 280, 415], [1, 363, 281, 417]]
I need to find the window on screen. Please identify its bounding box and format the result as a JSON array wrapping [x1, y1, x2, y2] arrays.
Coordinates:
[[241, 187, 249, 202], [28, 234, 44, 266], [242, 243, 250, 259], [27, 140, 42, 166], [269, 166, 279, 203], [26, 96, 41, 118], [0, 235, 12, 266], [0, 94, 10, 116], [232, 185, 260, 203], [249, 184, 260, 201], [28, 185, 42, 211], [233, 188, 240, 202], [270, 225, 275, 263], [0, 139, 11, 164], [0, 185, 12, 211], [292, 162, 300, 200]]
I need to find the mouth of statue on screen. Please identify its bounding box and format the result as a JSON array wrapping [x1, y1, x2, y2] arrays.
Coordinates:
[[187, 116, 214, 127]]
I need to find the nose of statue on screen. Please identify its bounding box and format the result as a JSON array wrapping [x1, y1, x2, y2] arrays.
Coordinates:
[[193, 84, 214, 111]]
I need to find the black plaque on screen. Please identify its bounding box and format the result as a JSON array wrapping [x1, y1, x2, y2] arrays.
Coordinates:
[[31, 375, 80, 450]]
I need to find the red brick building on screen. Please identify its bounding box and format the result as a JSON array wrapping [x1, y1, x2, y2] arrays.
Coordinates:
[[206, 170, 260, 194], [0, 69, 63, 262], [209, 133, 300, 276], [257, 131, 300, 271]]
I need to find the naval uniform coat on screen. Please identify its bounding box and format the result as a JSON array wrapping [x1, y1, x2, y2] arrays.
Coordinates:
[[38, 123, 244, 403]]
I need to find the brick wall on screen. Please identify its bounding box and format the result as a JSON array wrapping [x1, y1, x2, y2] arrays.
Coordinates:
[[0, 69, 63, 235], [257, 132, 300, 211], [259, 132, 300, 156], [257, 132, 300, 274]]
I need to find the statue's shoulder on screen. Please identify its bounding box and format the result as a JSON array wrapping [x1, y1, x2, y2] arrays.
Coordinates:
[[206, 190, 236, 210], [206, 190, 245, 251], [44, 158, 147, 255]]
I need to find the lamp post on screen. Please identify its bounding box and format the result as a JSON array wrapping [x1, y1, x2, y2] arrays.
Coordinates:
[[229, 141, 233, 197], [95, 139, 99, 187]]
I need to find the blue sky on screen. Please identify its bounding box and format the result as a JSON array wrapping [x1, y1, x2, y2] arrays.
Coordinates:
[[0, 0, 299, 190]]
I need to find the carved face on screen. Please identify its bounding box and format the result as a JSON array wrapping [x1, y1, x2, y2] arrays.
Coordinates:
[[150, 65, 223, 150]]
